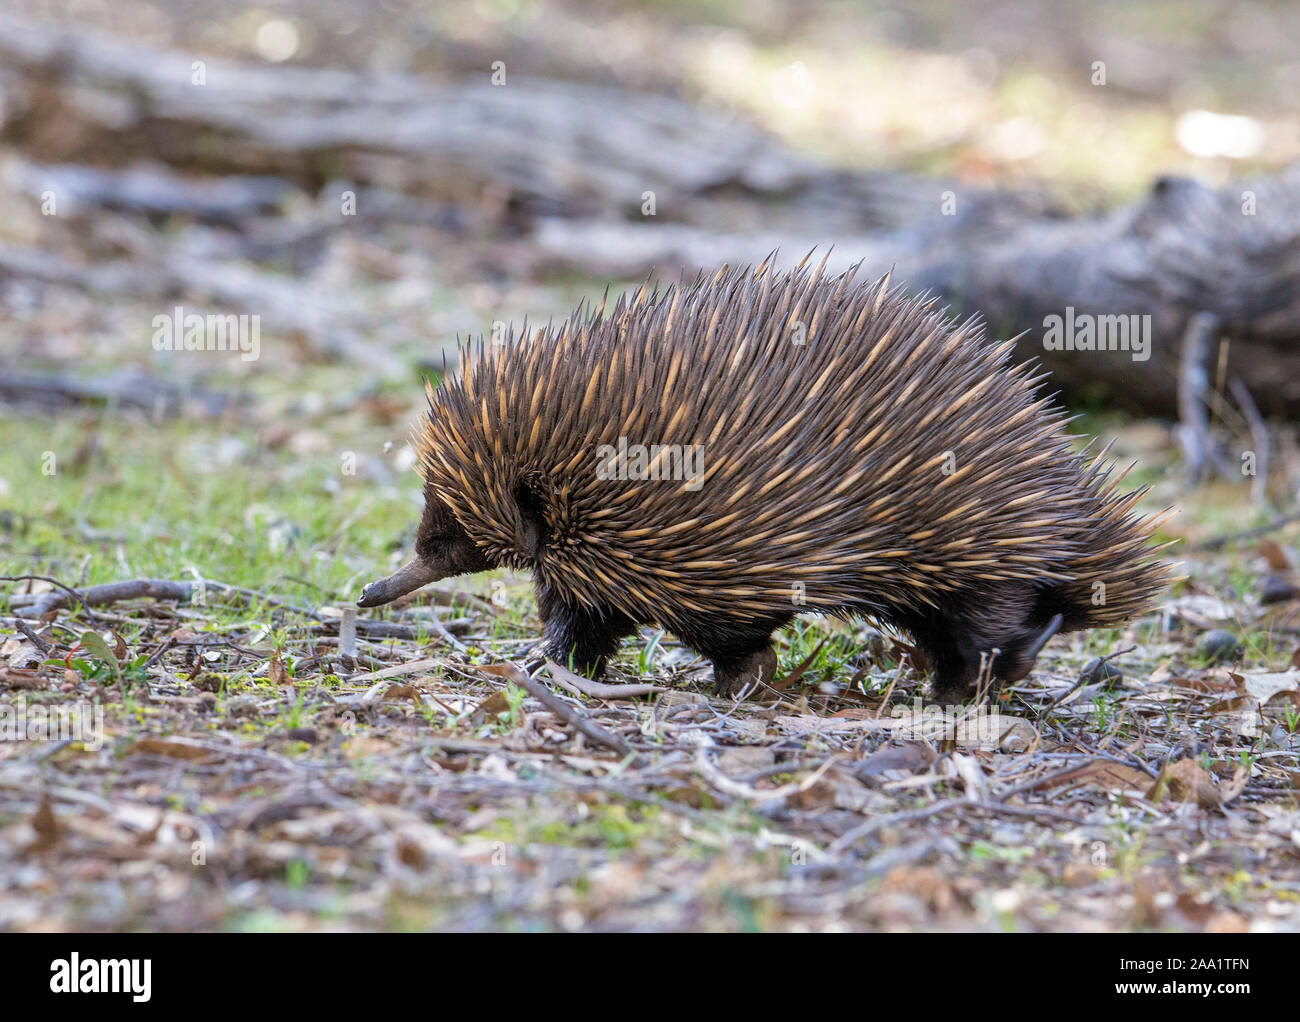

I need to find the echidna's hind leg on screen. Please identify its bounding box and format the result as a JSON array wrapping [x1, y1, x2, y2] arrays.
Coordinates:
[[904, 587, 1067, 703], [534, 582, 637, 676]]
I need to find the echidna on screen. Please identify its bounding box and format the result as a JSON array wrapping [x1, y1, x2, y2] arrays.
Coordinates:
[[359, 256, 1168, 701]]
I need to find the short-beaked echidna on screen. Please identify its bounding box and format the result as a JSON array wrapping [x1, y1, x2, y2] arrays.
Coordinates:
[[359, 257, 1169, 701]]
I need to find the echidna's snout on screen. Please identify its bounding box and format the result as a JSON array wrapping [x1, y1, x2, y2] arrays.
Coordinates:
[[357, 555, 440, 608]]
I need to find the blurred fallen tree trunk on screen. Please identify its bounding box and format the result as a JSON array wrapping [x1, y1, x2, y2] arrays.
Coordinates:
[[0, 11, 826, 217], [0, 238, 407, 376], [0, 366, 230, 418], [2, 12, 1299, 416], [532, 170, 1300, 420]]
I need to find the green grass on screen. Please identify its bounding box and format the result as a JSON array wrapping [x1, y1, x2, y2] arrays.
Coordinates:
[[0, 412, 418, 617]]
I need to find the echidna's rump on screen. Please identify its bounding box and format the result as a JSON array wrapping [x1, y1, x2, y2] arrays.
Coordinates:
[[361, 255, 1169, 700]]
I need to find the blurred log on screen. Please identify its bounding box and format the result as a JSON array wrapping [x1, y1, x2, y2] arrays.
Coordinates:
[[2, 13, 1299, 415], [533, 168, 1300, 419], [0, 11, 824, 219], [8, 161, 293, 223], [0, 238, 406, 376], [0, 367, 230, 417]]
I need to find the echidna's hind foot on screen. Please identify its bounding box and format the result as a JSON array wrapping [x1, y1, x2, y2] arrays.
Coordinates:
[[901, 589, 1066, 704], [534, 582, 637, 677], [710, 645, 779, 698]]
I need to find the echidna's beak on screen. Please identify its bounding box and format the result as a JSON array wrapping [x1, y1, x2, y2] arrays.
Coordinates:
[[357, 556, 439, 608]]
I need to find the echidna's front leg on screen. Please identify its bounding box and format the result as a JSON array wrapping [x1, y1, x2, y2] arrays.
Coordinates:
[[534, 582, 636, 676], [680, 616, 789, 696], [895, 610, 980, 704]]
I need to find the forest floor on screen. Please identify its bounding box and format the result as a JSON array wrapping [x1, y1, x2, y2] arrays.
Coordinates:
[[2, 392, 1299, 932]]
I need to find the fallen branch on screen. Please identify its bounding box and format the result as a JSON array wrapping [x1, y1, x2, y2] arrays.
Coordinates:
[[0, 367, 231, 418], [466, 662, 635, 759], [544, 660, 673, 700], [1197, 509, 1300, 551], [14, 616, 54, 655], [827, 796, 1086, 857], [0, 574, 101, 622], [3, 576, 320, 619]]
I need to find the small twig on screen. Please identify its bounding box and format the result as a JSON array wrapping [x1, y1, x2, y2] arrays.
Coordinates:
[[14, 617, 53, 655], [543, 660, 672, 700], [346, 657, 443, 686], [515, 669, 634, 759], [994, 758, 1110, 802], [141, 637, 174, 671], [694, 750, 837, 805], [828, 797, 966, 856], [828, 796, 1086, 856], [1039, 644, 1135, 717], [0, 574, 101, 622], [424, 610, 470, 654]]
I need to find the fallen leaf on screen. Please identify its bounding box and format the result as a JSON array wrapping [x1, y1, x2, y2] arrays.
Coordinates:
[[1240, 669, 1300, 706], [126, 737, 213, 762], [851, 742, 937, 781], [78, 630, 121, 683], [881, 867, 957, 913], [1258, 538, 1292, 572], [344, 734, 399, 760], [788, 766, 873, 812], [4, 643, 44, 669], [468, 662, 529, 685], [1164, 594, 1235, 626], [0, 666, 48, 689], [1148, 758, 1224, 809], [26, 795, 63, 854], [1039, 760, 1152, 794], [470, 689, 513, 726], [716, 745, 776, 774], [1208, 669, 1300, 715], [770, 638, 826, 691]]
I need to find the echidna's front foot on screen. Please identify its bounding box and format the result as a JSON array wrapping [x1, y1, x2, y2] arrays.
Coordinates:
[[927, 676, 977, 706], [711, 646, 778, 697]]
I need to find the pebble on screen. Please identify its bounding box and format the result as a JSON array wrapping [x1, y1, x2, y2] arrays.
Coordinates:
[[1197, 629, 1243, 665]]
